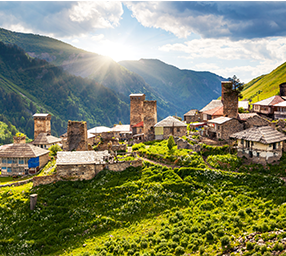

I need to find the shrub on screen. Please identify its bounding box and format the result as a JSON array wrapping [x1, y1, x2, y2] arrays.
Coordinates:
[[206, 231, 214, 241], [167, 135, 176, 151], [132, 143, 146, 151], [220, 235, 230, 247], [175, 245, 185, 255]]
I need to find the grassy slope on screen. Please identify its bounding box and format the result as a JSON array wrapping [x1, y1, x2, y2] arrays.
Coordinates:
[[242, 62, 286, 103], [1, 142, 286, 256]]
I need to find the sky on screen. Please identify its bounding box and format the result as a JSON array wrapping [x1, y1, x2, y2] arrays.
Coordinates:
[[1, 1, 286, 83]]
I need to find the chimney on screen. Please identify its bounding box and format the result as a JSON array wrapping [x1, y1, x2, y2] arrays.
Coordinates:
[[13, 135, 26, 144]]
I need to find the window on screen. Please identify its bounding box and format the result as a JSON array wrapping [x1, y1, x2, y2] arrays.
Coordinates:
[[257, 152, 260, 157], [7, 158, 12, 164], [19, 159, 24, 165], [2, 158, 6, 164], [273, 143, 276, 150], [7, 167, 12, 173], [251, 141, 254, 146], [241, 139, 244, 145], [177, 128, 180, 132], [13, 159, 17, 164], [2, 167, 6, 171]]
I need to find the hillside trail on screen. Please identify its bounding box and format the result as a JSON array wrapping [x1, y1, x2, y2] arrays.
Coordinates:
[[139, 156, 180, 169]]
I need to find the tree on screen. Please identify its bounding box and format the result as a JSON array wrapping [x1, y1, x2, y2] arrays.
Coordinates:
[[167, 135, 176, 151], [227, 75, 244, 99], [49, 144, 62, 157]]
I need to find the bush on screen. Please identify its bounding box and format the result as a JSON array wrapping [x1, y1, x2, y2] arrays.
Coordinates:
[[132, 143, 146, 151], [220, 235, 230, 247]]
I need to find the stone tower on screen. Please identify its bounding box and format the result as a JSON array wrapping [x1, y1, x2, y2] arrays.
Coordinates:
[[33, 113, 51, 140], [143, 101, 157, 136], [221, 81, 238, 118], [279, 82, 286, 97], [130, 94, 146, 127], [66, 121, 88, 151]]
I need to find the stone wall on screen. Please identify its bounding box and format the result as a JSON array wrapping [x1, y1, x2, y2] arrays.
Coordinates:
[[57, 163, 95, 180], [217, 119, 243, 141], [66, 121, 88, 151], [130, 94, 145, 127], [143, 100, 157, 139], [33, 175, 61, 187], [222, 81, 238, 119], [184, 115, 200, 123], [34, 115, 51, 139], [162, 127, 187, 140], [39, 153, 50, 169]]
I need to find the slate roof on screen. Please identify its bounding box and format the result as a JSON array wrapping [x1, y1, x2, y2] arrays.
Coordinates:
[[203, 106, 223, 116], [252, 95, 284, 106], [32, 133, 61, 145], [184, 109, 198, 116], [0, 143, 49, 158], [88, 126, 111, 134], [208, 116, 232, 124], [200, 100, 223, 112], [33, 113, 51, 118], [230, 126, 286, 144], [57, 150, 110, 165], [273, 100, 286, 107], [154, 116, 187, 127], [111, 125, 131, 133], [129, 93, 145, 97], [238, 113, 258, 121]]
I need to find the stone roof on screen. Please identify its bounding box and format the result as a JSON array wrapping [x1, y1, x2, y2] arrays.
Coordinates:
[[184, 109, 198, 116], [111, 125, 131, 133], [57, 150, 110, 165], [203, 106, 223, 116], [200, 100, 223, 112], [238, 113, 258, 121], [33, 113, 51, 118], [0, 143, 49, 158], [129, 93, 145, 97], [230, 126, 286, 144], [252, 95, 284, 106], [208, 116, 232, 124], [32, 133, 61, 145], [88, 126, 111, 134], [154, 116, 187, 127]]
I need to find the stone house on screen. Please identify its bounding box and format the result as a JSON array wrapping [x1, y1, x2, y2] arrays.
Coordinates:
[[238, 113, 271, 129], [111, 124, 132, 140], [32, 133, 62, 149], [206, 116, 244, 141], [154, 116, 187, 140], [0, 136, 49, 176], [183, 109, 200, 123], [56, 150, 142, 181], [230, 126, 286, 164], [200, 100, 223, 121], [273, 101, 286, 119]]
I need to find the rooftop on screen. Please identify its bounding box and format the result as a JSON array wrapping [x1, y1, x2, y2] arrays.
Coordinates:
[[184, 109, 198, 116], [238, 113, 258, 121], [57, 150, 110, 165], [208, 116, 232, 124], [33, 113, 51, 117], [111, 125, 131, 133], [130, 93, 145, 97], [154, 116, 187, 127], [32, 133, 61, 145], [230, 126, 286, 144], [88, 126, 111, 134], [203, 106, 223, 116], [0, 143, 49, 158], [252, 95, 284, 106], [200, 100, 223, 112], [133, 121, 144, 128]]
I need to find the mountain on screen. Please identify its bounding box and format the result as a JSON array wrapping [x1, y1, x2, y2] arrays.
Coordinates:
[[0, 28, 225, 118], [0, 42, 130, 139], [119, 59, 225, 114], [242, 62, 286, 102]]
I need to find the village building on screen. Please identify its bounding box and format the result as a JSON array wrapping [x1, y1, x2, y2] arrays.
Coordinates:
[[130, 93, 157, 141], [32, 133, 62, 149], [273, 101, 286, 119], [206, 116, 244, 141], [230, 126, 286, 164], [0, 135, 49, 176], [63, 121, 88, 151], [189, 122, 207, 131], [111, 124, 132, 140], [252, 95, 284, 117], [183, 109, 200, 123], [238, 113, 271, 129], [154, 116, 187, 140]]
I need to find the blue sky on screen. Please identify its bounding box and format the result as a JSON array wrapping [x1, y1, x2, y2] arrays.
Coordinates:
[[1, 1, 286, 83]]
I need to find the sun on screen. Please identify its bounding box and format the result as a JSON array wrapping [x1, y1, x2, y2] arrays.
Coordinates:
[[97, 41, 138, 62]]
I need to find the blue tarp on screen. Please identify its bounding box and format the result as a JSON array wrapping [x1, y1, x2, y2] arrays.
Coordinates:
[[28, 157, 39, 168]]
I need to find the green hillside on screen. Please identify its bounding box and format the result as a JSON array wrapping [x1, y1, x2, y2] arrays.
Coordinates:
[[1, 145, 286, 255], [242, 62, 286, 103], [0, 42, 130, 138], [119, 59, 225, 114]]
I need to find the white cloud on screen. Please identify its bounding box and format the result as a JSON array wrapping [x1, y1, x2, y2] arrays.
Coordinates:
[[91, 34, 105, 41], [69, 2, 123, 29], [160, 37, 286, 63]]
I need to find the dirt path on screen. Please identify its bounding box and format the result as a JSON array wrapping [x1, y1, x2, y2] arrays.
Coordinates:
[[139, 156, 180, 169]]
